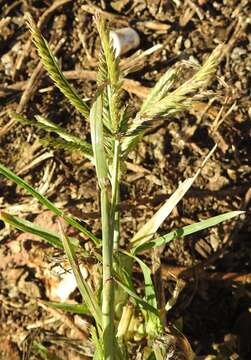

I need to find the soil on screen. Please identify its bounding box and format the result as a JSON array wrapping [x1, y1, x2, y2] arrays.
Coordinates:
[[0, 0, 250, 359]]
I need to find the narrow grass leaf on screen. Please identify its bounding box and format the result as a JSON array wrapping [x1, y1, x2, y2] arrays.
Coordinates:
[[32, 341, 63, 360], [0, 211, 78, 249], [121, 251, 162, 336], [58, 219, 102, 327], [41, 300, 90, 315], [114, 278, 159, 316], [91, 326, 104, 360], [131, 178, 195, 247], [90, 94, 108, 188], [0, 163, 99, 245], [120, 251, 157, 308], [27, 14, 89, 119], [135, 211, 244, 254]]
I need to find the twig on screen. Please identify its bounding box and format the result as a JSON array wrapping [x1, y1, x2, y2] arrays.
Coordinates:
[[162, 265, 251, 285], [186, 0, 204, 20], [81, 3, 128, 25], [219, 16, 247, 62], [2, 0, 22, 16], [0, 16, 11, 30], [16, 61, 44, 113], [16, 151, 54, 176], [0, 70, 149, 99]]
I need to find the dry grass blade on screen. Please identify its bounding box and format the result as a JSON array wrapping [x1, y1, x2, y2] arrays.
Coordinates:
[[131, 145, 217, 248]]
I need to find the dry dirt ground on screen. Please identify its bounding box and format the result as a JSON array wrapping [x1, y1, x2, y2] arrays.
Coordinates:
[[0, 0, 250, 359]]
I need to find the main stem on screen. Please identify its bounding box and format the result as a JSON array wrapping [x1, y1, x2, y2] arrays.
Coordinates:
[[101, 186, 115, 360], [101, 140, 121, 359], [111, 140, 120, 251]]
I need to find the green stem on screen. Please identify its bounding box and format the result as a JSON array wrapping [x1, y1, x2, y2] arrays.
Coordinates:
[[113, 194, 120, 251], [101, 186, 115, 360], [111, 139, 120, 251]]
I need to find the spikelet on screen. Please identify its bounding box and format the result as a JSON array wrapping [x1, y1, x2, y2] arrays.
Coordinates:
[[10, 111, 93, 159], [122, 45, 223, 156], [40, 136, 93, 157], [95, 15, 123, 133], [26, 13, 89, 119]]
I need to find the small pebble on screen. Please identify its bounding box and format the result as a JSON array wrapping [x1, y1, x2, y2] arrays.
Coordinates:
[[184, 38, 191, 49]]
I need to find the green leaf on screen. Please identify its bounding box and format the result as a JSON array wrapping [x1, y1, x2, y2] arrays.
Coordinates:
[[41, 300, 90, 315], [114, 277, 159, 317], [121, 251, 157, 308], [121, 251, 162, 337], [27, 15, 89, 119], [146, 352, 156, 360], [32, 341, 63, 360], [58, 219, 102, 327], [0, 163, 100, 245], [0, 211, 78, 249], [91, 326, 104, 360], [90, 93, 108, 189], [135, 211, 244, 254]]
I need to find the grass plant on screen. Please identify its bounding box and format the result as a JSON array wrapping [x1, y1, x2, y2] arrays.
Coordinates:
[[0, 14, 244, 360]]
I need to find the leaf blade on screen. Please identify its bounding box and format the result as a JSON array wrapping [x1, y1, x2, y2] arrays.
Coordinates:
[[0, 163, 100, 245], [0, 211, 78, 249], [58, 219, 102, 327], [114, 277, 159, 317], [120, 251, 162, 337], [90, 94, 108, 188], [135, 211, 244, 254], [41, 300, 90, 315]]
